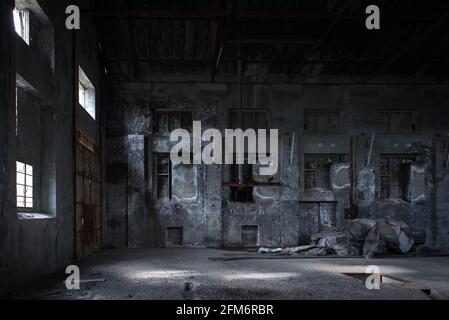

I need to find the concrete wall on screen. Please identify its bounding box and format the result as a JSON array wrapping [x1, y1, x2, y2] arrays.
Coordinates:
[[0, 0, 101, 294], [104, 82, 449, 250]]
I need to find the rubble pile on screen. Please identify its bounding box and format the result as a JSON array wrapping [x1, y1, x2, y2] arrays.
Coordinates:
[[257, 216, 419, 258]]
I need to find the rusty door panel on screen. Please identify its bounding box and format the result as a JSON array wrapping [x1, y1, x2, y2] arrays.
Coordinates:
[[75, 129, 101, 260]]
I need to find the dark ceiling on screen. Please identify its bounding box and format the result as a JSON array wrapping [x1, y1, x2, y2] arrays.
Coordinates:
[[84, 0, 449, 82]]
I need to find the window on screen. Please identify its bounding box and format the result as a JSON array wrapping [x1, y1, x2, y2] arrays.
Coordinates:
[[379, 155, 416, 199], [230, 154, 254, 202], [78, 67, 96, 119], [298, 202, 337, 244], [305, 154, 347, 189], [304, 109, 341, 134], [15, 73, 56, 217], [377, 110, 415, 134], [154, 154, 171, 199], [229, 109, 268, 129], [14, 1, 55, 70], [155, 110, 193, 133], [16, 161, 33, 209], [78, 82, 87, 109], [154, 153, 197, 202], [13, 8, 29, 45]]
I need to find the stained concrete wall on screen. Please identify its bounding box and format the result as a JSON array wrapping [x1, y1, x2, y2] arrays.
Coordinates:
[[0, 0, 101, 294], [104, 82, 449, 250]]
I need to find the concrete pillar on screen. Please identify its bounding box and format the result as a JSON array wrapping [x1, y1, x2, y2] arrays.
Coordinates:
[[0, 0, 15, 295], [203, 164, 222, 247], [127, 134, 147, 247]]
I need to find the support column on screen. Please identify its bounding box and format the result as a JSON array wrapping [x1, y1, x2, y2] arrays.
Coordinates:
[[127, 134, 147, 247], [203, 164, 222, 247]]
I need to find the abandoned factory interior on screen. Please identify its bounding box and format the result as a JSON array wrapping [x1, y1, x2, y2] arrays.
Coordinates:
[[1, 0, 449, 302]]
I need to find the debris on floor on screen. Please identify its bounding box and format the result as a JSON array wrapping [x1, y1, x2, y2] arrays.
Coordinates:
[[257, 247, 282, 254], [363, 217, 415, 258], [256, 216, 421, 258], [283, 245, 316, 255]]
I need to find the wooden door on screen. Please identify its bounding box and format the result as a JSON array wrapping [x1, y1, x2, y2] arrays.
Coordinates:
[[75, 129, 101, 260]]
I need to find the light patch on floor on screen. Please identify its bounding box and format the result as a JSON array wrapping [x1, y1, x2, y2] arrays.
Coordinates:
[[9, 249, 449, 300], [222, 272, 298, 280], [131, 270, 199, 279]]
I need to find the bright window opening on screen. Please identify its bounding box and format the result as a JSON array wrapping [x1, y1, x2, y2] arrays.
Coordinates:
[[16, 161, 33, 209], [78, 67, 96, 120], [13, 8, 30, 45], [79, 82, 87, 108]]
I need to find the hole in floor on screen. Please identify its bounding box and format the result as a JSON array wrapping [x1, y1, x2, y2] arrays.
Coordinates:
[[420, 288, 441, 300], [341, 272, 408, 284]]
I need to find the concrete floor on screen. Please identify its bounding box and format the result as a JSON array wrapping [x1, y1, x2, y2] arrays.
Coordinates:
[[10, 248, 449, 300]]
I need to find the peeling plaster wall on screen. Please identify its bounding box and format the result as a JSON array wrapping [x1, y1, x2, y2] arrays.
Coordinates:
[[0, 0, 15, 296], [104, 81, 449, 250], [105, 83, 219, 247], [0, 0, 101, 294]]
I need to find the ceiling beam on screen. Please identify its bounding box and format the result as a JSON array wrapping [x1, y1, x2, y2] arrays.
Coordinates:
[[94, 20, 115, 82], [211, 0, 235, 82], [285, 0, 363, 81], [109, 73, 443, 85], [111, 57, 383, 68], [226, 38, 317, 45], [107, 59, 212, 67], [126, 17, 139, 80], [367, 18, 448, 79], [84, 10, 445, 22], [287, 18, 341, 80]]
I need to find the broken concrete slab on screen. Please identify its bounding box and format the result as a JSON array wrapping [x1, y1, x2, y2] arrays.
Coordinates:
[[363, 217, 414, 257], [344, 218, 376, 255], [255, 216, 415, 258]]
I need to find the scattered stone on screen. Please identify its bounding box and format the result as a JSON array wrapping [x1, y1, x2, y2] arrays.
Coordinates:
[[363, 217, 414, 257], [315, 231, 346, 247], [363, 226, 387, 258], [344, 218, 375, 255], [257, 247, 282, 254], [330, 245, 348, 257], [285, 245, 317, 255], [256, 216, 415, 258], [304, 247, 331, 256]]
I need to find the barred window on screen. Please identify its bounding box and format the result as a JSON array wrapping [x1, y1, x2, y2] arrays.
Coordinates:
[[377, 110, 415, 134], [304, 109, 341, 134], [16, 161, 33, 209], [305, 154, 347, 189]]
